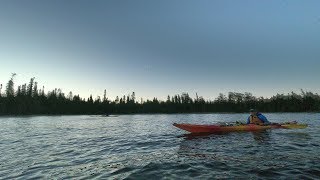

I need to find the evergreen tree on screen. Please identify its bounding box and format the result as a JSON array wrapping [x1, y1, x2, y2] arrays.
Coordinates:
[[16, 86, 22, 97], [6, 73, 16, 97], [33, 82, 38, 97], [167, 95, 171, 103], [126, 94, 130, 104], [0, 84, 2, 97], [42, 86, 45, 96], [115, 96, 119, 104], [1, 74, 320, 115], [131, 92, 135, 103], [68, 91, 73, 100], [103, 89, 107, 102], [27, 77, 35, 97]]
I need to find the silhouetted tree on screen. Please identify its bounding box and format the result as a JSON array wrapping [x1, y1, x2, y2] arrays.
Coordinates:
[[33, 82, 38, 97], [167, 95, 171, 103], [103, 89, 107, 102], [27, 77, 35, 97], [21, 84, 27, 96], [115, 96, 119, 104], [68, 91, 73, 100], [1, 74, 320, 115], [131, 92, 135, 103], [6, 73, 16, 97], [0, 84, 2, 97]]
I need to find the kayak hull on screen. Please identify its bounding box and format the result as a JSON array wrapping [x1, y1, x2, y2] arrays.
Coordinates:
[[173, 123, 307, 133]]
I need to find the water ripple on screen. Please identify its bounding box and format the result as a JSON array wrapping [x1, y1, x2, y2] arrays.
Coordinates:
[[0, 114, 319, 179]]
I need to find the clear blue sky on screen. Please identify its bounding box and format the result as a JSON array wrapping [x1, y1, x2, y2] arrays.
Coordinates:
[[0, 0, 319, 100]]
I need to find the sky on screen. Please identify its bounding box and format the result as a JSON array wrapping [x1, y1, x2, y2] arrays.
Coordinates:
[[0, 0, 320, 100]]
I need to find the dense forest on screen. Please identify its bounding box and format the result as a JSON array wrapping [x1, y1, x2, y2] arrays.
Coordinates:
[[0, 74, 320, 115]]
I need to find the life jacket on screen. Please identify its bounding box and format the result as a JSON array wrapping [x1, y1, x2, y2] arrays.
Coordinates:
[[249, 115, 264, 125]]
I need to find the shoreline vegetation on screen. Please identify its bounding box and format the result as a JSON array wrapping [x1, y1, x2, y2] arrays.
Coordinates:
[[0, 74, 319, 115]]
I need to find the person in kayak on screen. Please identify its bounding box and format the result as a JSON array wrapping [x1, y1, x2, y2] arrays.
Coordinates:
[[247, 109, 270, 125]]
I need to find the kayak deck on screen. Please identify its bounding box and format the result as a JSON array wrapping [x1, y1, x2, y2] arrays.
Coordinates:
[[173, 122, 307, 133]]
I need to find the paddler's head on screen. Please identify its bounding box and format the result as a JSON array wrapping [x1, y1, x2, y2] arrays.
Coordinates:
[[249, 109, 257, 115]]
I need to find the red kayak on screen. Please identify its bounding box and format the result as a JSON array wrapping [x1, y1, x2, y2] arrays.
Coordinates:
[[173, 122, 307, 133]]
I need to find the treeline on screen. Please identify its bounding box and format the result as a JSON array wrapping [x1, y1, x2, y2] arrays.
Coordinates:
[[0, 74, 320, 115]]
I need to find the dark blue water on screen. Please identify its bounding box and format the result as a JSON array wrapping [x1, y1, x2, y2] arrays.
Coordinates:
[[0, 113, 319, 179]]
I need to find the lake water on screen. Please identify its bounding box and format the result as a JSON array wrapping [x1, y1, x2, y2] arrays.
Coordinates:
[[1, 113, 320, 179]]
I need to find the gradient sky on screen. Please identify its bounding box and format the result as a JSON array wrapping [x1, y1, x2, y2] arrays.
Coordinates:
[[0, 0, 320, 100]]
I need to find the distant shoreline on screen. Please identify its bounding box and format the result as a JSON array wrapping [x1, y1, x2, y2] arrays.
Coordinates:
[[0, 111, 319, 117], [1, 74, 320, 115]]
